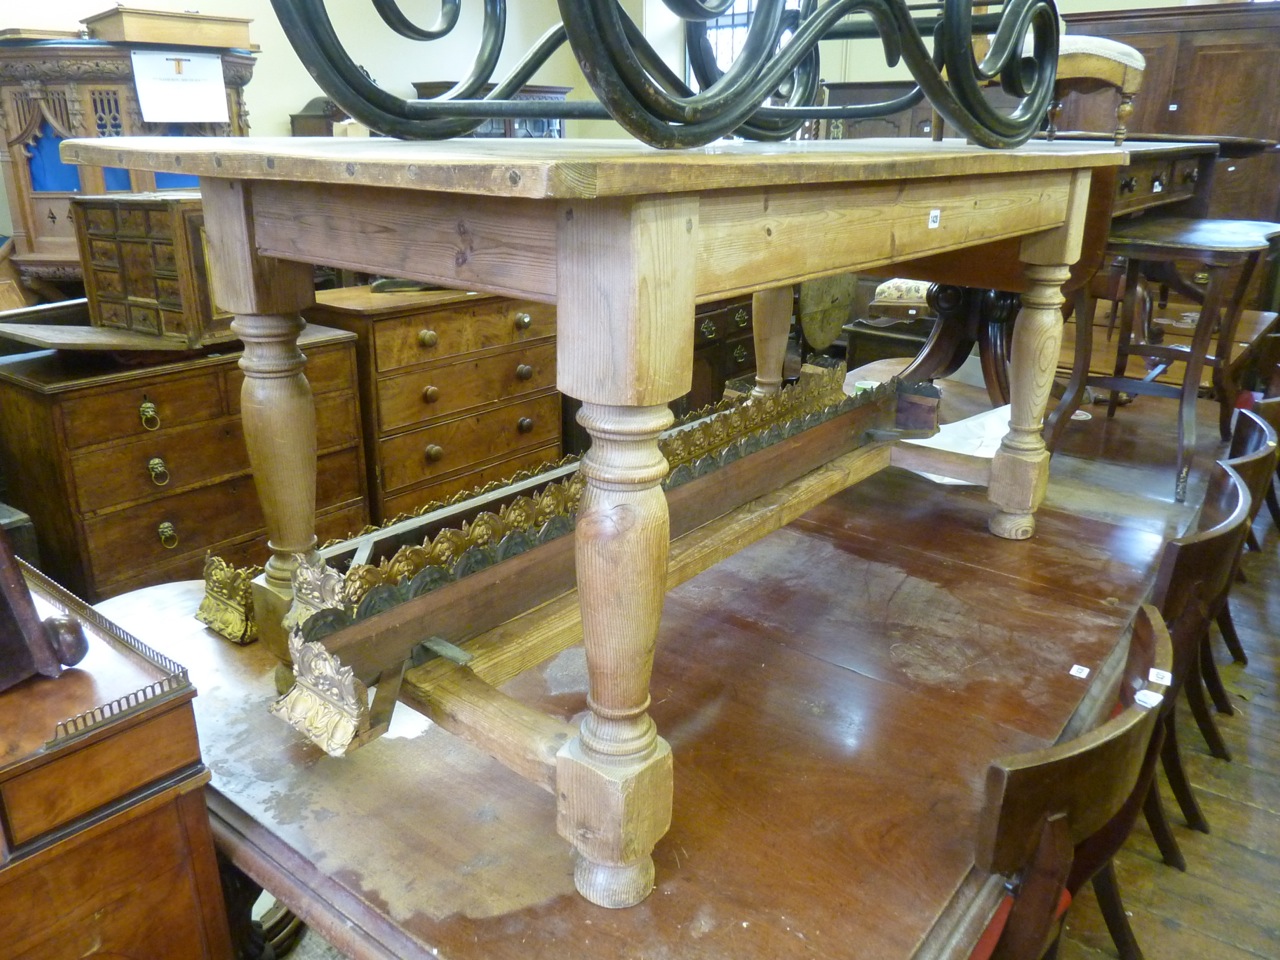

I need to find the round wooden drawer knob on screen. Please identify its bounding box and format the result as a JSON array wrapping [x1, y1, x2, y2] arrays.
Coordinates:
[[516, 364, 534, 381], [514, 312, 533, 330], [517, 417, 535, 434], [421, 385, 440, 403], [425, 444, 445, 462], [418, 329, 439, 348]]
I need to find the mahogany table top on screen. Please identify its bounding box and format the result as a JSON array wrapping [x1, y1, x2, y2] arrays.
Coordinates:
[[98, 463, 1171, 960]]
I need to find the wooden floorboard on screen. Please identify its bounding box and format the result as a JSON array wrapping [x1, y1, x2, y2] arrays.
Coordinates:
[[1059, 511, 1280, 960]]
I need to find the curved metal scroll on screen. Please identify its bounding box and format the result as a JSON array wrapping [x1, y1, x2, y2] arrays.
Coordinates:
[[269, 0, 1059, 149]]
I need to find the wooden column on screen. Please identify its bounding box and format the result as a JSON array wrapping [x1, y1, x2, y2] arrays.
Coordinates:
[[989, 170, 1091, 540], [554, 195, 696, 907], [751, 285, 794, 398], [199, 178, 316, 653]]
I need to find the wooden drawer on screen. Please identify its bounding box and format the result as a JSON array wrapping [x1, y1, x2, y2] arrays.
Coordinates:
[[381, 442, 563, 519], [84, 446, 364, 589], [70, 392, 359, 515], [1114, 158, 1178, 215], [99, 499, 368, 599], [378, 340, 557, 433], [694, 297, 753, 347], [372, 298, 556, 372], [378, 392, 561, 493], [0, 703, 200, 847], [60, 368, 226, 449]]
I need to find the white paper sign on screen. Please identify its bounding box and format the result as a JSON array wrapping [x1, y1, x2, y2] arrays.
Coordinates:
[[131, 50, 229, 124]]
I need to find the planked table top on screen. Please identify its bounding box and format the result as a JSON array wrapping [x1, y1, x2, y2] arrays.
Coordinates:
[[62, 136, 1130, 199]]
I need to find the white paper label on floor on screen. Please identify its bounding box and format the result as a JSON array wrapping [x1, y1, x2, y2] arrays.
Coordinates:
[[1135, 690, 1164, 710], [1069, 664, 1090, 679], [928, 209, 941, 229], [1149, 668, 1173, 686]]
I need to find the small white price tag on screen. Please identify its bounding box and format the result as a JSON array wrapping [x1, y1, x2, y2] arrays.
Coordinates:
[[928, 209, 941, 229], [1148, 668, 1173, 686], [1135, 690, 1164, 709], [1168, 103, 1179, 111], [1069, 664, 1090, 679]]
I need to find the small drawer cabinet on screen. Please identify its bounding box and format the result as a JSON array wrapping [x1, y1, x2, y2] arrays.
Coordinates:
[[305, 286, 562, 523], [72, 192, 233, 349], [0, 325, 368, 601]]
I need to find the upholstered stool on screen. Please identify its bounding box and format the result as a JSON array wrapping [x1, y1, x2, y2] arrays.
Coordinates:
[[1083, 217, 1280, 501], [1046, 35, 1146, 144]]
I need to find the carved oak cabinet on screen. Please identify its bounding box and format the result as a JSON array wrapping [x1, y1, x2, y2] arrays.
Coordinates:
[[304, 285, 562, 523], [0, 325, 367, 600], [0, 36, 253, 285]]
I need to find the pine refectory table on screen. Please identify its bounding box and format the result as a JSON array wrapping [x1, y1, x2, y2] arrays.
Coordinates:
[[66, 135, 1125, 910]]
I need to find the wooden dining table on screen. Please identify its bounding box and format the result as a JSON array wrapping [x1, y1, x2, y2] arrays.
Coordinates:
[[60, 135, 1150, 916], [96, 460, 1173, 959]]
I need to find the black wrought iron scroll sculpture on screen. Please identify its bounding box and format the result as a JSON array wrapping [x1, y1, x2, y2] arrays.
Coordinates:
[[270, 0, 1059, 149]]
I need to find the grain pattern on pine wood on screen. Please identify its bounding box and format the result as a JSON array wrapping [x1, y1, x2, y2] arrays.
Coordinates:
[[63, 136, 1127, 201]]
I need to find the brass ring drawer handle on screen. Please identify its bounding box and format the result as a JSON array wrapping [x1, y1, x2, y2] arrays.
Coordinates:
[[425, 444, 444, 463], [418, 329, 439, 348], [139, 400, 160, 431], [517, 417, 535, 434], [733, 344, 749, 364], [1183, 168, 1200, 185], [734, 308, 749, 328], [1119, 176, 1138, 194], [148, 456, 170, 486], [157, 521, 179, 549], [699, 317, 717, 339], [514, 312, 533, 330], [422, 385, 440, 403], [516, 364, 534, 381]]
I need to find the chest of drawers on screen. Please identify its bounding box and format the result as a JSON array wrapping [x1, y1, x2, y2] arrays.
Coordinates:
[[0, 325, 368, 600], [305, 286, 561, 523]]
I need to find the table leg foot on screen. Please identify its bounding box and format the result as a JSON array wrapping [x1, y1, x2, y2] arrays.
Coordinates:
[[989, 510, 1036, 540], [557, 735, 673, 908]]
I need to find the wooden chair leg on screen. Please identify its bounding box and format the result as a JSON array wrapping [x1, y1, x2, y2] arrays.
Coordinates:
[[1142, 781, 1186, 871], [1216, 602, 1249, 665], [1185, 655, 1232, 761], [1108, 259, 1144, 420], [1092, 860, 1145, 960], [1200, 637, 1236, 716], [1161, 712, 1210, 833], [1245, 528, 1261, 553]]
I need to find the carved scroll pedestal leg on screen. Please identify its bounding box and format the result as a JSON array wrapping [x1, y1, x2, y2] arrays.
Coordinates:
[[989, 263, 1070, 540], [751, 286, 794, 399], [556, 402, 674, 909]]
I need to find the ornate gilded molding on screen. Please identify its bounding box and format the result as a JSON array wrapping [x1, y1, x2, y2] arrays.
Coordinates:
[[336, 366, 861, 609], [270, 625, 369, 757], [284, 552, 349, 630], [196, 554, 261, 644]]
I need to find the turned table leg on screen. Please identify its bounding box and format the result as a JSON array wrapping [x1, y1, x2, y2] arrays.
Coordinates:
[[557, 401, 675, 908], [751, 286, 794, 398], [988, 171, 1090, 540], [553, 195, 696, 907], [200, 178, 316, 655], [989, 263, 1070, 540]]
